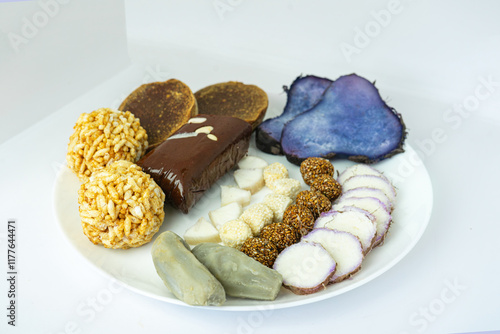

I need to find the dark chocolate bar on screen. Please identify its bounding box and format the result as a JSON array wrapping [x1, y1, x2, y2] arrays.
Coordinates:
[[138, 114, 252, 213]]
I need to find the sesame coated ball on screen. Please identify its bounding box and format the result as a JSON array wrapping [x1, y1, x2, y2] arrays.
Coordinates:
[[263, 162, 289, 189], [296, 190, 332, 219], [310, 174, 342, 201], [282, 204, 315, 236], [219, 219, 253, 249], [240, 237, 279, 268], [300, 157, 334, 185], [271, 178, 302, 200], [260, 222, 300, 252], [263, 193, 292, 223], [240, 203, 274, 236]]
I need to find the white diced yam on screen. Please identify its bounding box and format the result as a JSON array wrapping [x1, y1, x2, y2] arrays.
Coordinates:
[[184, 217, 221, 245], [220, 185, 251, 207], [209, 202, 243, 230], [238, 155, 269, 169], [233, 168, 265, 194]]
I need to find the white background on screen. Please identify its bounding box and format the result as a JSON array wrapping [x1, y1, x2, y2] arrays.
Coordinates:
[[1, 0, 500, 333]]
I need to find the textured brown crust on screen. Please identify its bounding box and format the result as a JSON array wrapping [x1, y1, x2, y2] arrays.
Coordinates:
[[119, 79, 198, 150], [194, 81, 268, 131]]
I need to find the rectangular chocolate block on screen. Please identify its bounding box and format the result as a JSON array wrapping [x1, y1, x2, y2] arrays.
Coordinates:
[[138, 114, 252, 213]]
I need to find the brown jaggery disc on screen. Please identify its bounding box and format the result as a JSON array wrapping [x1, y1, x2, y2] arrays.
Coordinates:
[[260, 223, 300, 252], [119, 79, 198, 151], [194, 81, 268, 131], [310, 174, 342, 201], [282, 204, 315, 236], [300, 157, 334, 185], [240, 237, 279, 268], [296, 190, 332, 219]]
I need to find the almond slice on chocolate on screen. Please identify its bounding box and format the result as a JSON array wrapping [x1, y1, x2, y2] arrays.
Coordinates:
[[119, 79, 198, 150]]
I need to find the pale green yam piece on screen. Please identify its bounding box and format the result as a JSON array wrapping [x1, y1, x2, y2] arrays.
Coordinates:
[[151, 231, 226, 306], [192, 243, 283, 301]]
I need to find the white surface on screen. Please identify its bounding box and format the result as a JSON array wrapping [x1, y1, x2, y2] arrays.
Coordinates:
[[53, 137, 432, 310], [1, 0, 500, 333]]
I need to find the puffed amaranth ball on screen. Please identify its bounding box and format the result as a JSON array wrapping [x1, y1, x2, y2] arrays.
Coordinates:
[[300, 157, 334, 185], [240, 237, 279, 268], [282, 204, 315, 236], [310, 174, 342, 201], [260, 222, 300, 252], [296, 190, 332, 219]]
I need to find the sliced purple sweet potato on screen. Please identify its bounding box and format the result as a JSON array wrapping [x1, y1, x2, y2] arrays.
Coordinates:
[[337, 163, 388, 185], [333, 197, 392, 247], [302, 228, 364, 283], [314, 208, 377, 254], [281, 74, 406, 165], [341, 174, 396, 207], [255, 75, 333, 155], [338, 187, 392, 211], [273, 241, 336, 295]]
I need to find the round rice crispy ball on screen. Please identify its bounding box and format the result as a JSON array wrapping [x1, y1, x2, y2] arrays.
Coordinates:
[[67, 108, 148, 182], [78, 160, 165, 249]]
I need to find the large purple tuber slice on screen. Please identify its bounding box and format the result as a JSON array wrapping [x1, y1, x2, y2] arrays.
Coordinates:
[[256, 75, 333, 155], [302, 228, 364, 283], [273, 241, 336, 295], [315, 207, 377, 254], [281, 74, 406, 165]]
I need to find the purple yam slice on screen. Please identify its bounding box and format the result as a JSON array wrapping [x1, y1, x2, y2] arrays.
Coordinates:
[[333, 197, 392, 247], [302, 228, 364, 283], [281, 74, 406, 165], [338, 187, 392, 211], [337, 163, 388, 185], [256, 75, 333, 155], [314, 208, 377, 254], [273, 241, 336, 295], [342, 174, 396, 207]]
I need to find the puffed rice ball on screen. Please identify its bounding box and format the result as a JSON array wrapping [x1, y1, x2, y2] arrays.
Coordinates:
[[67, 108, 148, 182], [78, 160, 165, 249]]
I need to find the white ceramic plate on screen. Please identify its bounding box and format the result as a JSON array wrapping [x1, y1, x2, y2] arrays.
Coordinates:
[[53, 139, 432, 311]]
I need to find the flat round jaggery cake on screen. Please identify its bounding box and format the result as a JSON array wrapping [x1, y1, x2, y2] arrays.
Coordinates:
[[119, 79, 198, 150], [194, 81, 268, 131]]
